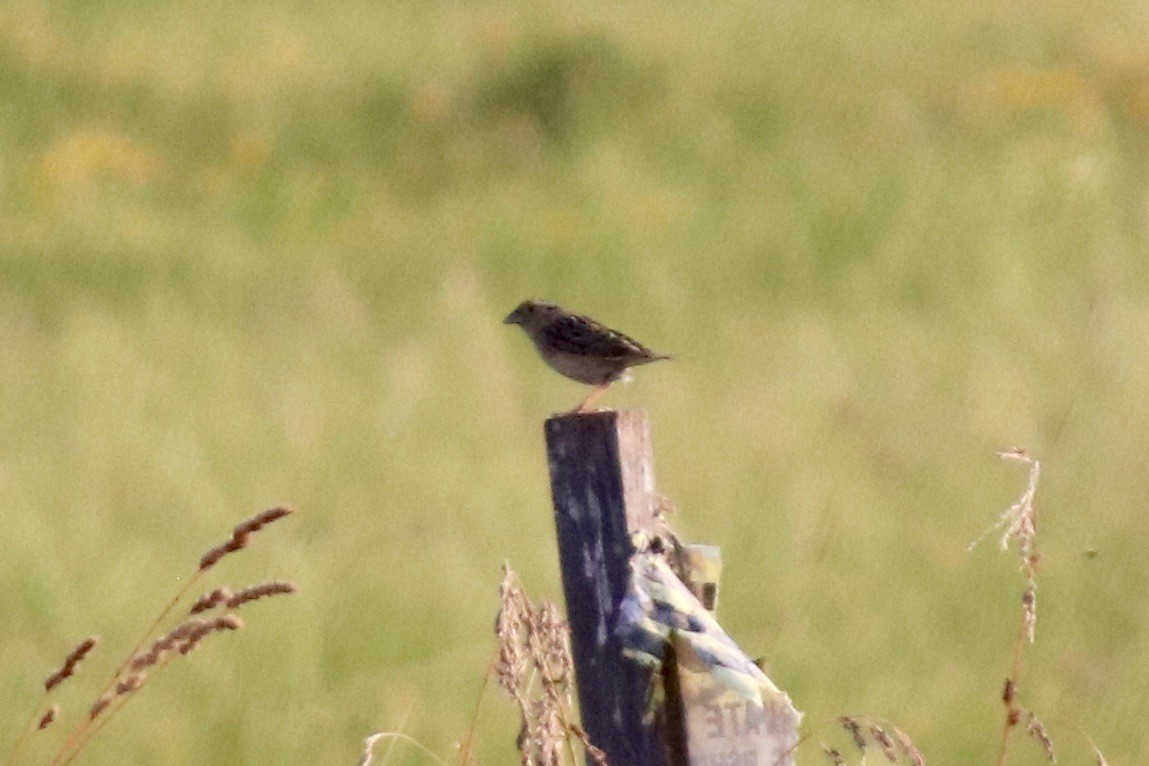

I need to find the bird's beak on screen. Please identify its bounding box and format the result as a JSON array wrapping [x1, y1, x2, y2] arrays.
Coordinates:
[[503, 309, 521, 325]]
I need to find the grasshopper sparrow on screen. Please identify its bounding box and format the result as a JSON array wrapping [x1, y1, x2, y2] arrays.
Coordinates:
[[504, 299, 670, 413]]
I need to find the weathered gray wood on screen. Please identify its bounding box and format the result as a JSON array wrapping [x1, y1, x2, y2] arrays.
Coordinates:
[[545, 409, 667, 766]]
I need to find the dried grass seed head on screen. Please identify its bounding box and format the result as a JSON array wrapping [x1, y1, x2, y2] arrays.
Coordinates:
[[45, 635, 99, 691], [199, 506, 294, 571], [115, 672, 147, 696], [869, 724, 899, 763], [235, 505, 294, 536], [199, 538, 245, 571], [226, 581, 298, 608], [1025, 711, 1056, 762], [531, 690, 566, 766], [1022, 583, 1038, 644], [178, 614, 245, 655], [840, 716, 867, 752], [821, 745, 846, 765], [89, 694, 113, 720], [529, 600, 572, 687], [568, 724, 610, 766], [969, 448, 1042, 642], [495, 564, 530, 697], [893, 726, 927, 766], [38, 704, 60, 730], [190, 587, 235, 615]]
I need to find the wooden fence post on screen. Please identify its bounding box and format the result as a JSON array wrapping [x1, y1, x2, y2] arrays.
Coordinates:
[[544, 409, 669, 766], [545, 409, 801, 766]]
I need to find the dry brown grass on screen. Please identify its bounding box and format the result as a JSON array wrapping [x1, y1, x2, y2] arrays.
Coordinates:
[[968, 449, 1108, 765], [1, 507, 297, 766], [357, 563, 608, 766], [819, 716, 925, 766], [968, 450, 1053, 766], [492, 563, 607, 766]]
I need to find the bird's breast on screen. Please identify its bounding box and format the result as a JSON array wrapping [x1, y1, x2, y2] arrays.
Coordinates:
[[536, 348, 625, 385]]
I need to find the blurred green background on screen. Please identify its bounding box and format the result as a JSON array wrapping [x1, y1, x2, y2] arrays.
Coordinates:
[[1, 0, 1148, 763]]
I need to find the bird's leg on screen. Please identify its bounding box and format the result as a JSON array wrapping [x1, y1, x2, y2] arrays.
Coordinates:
[[571, 382, 611, 414]]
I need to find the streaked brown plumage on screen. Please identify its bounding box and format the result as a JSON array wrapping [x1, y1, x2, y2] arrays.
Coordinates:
[[504, 299, 670, 412]]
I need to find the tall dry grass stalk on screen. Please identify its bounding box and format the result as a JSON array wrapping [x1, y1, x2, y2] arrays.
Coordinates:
[[819, 715, 925, 766], [969, 449, 1054, 766], [492, 563, 608, 766], [2, 637, 100, 766], [2, 506, 296, 766], [813, 447, 1115, 765], [357, 731, 453, 766], [362, 564, 607, 766]]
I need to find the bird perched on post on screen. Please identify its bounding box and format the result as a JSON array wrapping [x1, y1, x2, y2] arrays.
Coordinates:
[[504, 299, 670, 413]]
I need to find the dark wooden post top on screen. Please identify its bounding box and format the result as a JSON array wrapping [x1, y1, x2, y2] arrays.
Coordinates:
[[545, 409, 666, 766]]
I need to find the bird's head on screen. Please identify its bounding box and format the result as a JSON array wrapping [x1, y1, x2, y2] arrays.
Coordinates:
[[503, 299, 562, 330]]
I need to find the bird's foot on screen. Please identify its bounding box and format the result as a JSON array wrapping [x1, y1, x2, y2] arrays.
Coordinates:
[[561, 405, 611, 416], [569, 384, 612, 414]]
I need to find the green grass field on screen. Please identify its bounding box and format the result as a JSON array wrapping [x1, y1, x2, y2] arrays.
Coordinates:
[[2, 0, 1148, 763]]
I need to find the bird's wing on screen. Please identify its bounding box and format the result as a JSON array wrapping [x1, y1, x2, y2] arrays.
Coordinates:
[[542, 314, 656, 360]]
